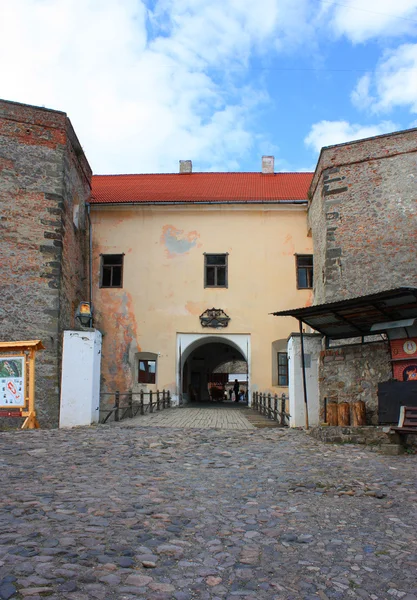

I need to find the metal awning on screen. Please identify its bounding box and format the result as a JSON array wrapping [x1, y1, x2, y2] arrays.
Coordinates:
[[272, 287, 417, 340]]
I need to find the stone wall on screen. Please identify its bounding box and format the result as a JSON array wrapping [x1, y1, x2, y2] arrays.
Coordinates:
[[319, 341, 392, 425], [308, 128, 417, 304], [59, 125, 91, 335], [0, 100, 91, 426]]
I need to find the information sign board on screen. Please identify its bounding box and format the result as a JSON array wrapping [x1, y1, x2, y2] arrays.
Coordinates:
[[0, 340, 44, 428], [0, 356, 25, 408]]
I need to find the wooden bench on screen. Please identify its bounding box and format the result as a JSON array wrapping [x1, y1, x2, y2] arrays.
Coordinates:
[[391, 406, 417, 436]]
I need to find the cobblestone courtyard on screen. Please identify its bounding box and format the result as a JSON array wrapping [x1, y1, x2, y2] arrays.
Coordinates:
[[1, 417, 416, 600]]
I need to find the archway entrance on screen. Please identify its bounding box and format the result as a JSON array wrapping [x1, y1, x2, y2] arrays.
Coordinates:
[[176, 334, 250, 405]]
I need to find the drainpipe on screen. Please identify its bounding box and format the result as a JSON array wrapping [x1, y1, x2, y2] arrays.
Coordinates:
[[86, 203, 93, 327]]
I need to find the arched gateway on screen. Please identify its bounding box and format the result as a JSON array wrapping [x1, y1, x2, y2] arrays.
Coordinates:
[[176, 333, 251, 405]]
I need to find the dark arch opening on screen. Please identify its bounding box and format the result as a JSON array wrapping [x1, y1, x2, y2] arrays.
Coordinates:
[[182, 339, 248, 404]]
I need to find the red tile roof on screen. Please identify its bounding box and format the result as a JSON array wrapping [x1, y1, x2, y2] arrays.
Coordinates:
[[90, 172, 313, 204]]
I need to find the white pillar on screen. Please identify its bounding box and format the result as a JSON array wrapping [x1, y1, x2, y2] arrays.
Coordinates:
[[288, 333, 322, 428], [59, 330, 102, 428]]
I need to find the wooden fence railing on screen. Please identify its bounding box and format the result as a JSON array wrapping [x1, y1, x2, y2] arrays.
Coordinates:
[[252, 392, 290, 426], [99, 390, 171, 424]]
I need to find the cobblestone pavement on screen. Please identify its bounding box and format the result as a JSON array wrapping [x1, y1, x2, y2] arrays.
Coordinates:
[[120, 407, 255, 430], [1, 425, 416, 600]]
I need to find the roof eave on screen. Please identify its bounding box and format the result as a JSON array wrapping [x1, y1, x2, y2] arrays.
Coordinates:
[[88, 199, 308, 206]]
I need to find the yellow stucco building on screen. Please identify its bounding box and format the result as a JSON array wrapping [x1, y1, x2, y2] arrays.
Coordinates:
[[90, 158, 313, 405]]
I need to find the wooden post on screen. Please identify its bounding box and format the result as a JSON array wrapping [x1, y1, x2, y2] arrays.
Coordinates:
[[274, 395, 278, 422], [162, 389, 166, 409], [327, 402, 338, 426], [167, 390, 171, 407], [267, 393, 272, 420], [281, 394, 286, 426], [140, 390, 144, 415], [338, 402, 350, 426], [115, 391, 120, 422], [28, 349, 36, 424], [352, 400, 366, 426], [21, 348, 40, 429], [157, 390, 160, 411], [149, 390, 153, 413], [128, 390, 133, 418]]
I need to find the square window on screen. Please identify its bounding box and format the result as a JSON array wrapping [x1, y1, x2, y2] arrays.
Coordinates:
[[204, 254, 228, 288], [138, 360, 156, 384], [100, 254, 123, 288], [278, 352, 289, 386], [296, 255, 313, 289]]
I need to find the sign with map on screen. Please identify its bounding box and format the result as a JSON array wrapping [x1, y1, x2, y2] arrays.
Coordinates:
[[0, 357, 25, 408]]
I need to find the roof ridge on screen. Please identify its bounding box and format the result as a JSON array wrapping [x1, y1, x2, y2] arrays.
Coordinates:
[[92, 171, 314, 177]]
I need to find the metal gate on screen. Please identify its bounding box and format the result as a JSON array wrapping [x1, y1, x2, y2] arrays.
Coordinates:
[[377, 381, 417, 424]]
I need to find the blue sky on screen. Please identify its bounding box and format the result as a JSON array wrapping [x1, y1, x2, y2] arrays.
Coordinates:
[[1, 0, 417, 174]]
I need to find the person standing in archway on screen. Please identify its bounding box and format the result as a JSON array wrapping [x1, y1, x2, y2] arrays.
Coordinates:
[[233, 379, 240, 402]]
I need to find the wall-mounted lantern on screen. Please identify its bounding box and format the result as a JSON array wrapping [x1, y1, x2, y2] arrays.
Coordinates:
[[75, 301, 93, 328]]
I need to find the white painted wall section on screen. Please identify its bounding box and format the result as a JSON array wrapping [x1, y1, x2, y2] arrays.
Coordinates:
[[288, 333, 322, 428], [59, 330, 102, 428]]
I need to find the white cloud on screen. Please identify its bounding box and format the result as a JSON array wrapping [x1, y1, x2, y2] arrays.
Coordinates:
[[373, 44, 417, 113], [328, 0, 417, 43], [304, 119, 398, 152], [351, 44, 417, 114], [2, 0, 415, 174], [0, 0, 316, 174], [351, 74, 374, 110]]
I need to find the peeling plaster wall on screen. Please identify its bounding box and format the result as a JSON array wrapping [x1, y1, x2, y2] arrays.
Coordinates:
[[91, 204, 313, 398]]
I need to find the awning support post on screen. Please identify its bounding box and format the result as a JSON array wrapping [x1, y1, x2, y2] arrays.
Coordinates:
[[299, 319, 309, 430]]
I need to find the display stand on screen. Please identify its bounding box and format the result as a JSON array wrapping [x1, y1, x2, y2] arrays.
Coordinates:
[[0, 340, 44, 429]]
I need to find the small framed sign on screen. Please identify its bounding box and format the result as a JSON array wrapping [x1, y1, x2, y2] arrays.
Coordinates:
[[0, 356, 26, 408], [0, 341, 44, 428]]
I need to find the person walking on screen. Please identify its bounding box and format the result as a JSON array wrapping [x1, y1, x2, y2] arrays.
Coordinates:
[[233, 379, 240, 402]]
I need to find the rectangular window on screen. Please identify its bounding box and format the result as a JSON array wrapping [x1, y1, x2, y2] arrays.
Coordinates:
[[100, 254, 123, 288], [205, 254, 228, 288], [278, 352, 289, 386], [296, 254, 313, 289], [138, 360, 156, 384]]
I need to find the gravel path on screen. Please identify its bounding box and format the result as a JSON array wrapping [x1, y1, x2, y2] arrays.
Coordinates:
[[0, 425, 416, 600]]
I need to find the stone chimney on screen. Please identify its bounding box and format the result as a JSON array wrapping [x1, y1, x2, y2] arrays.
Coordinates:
[[261, 155, 274, 174], [179, 160, 192, 174]]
